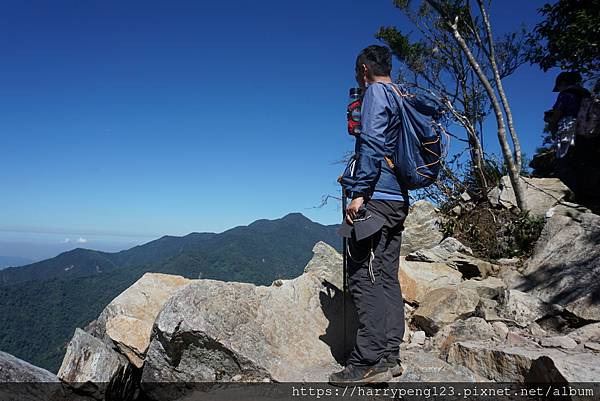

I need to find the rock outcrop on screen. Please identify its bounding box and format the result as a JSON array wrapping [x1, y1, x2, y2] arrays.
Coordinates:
[[0, 350, 60, 383], [400, 200, 444, 255], [398, 257, 462, 304], [517, 212, 600, 321], [86, 273, 193, 367], [488, 176, 573, 217], [0, 350, 89, 401], [448, 340, 600, 382], [412, 287, 481, 335], [58, 328, 138, 400], [141, 242, 350, 389], [8, 189, 600, 400], [406, 237, 497, 279]]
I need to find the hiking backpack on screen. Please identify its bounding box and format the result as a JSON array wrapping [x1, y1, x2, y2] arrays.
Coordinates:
[[576, 94, 600, 138], [384, 83, 447, 190]]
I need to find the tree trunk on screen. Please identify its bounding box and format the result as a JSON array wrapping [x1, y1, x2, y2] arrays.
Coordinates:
[[477, 0, 523, 172], [459, 79, 488, 189], [448, 17, 528, 211]]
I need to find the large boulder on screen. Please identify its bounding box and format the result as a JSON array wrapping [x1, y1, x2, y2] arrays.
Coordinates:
[[407, 238, 497, 279], [458, 277, 505, 299], [0, 350, 59, 383], [432, 317, 496, 358], [140, 242, 356, 399], [87, 272, 194, 367], [448, 340, 600, 382], [400, 201, 444, 255], [58, 328, 138, 400], [412, 287, 481, 335], [489, 176, 572, 218], [567, 323, 600, 344], [398, 257, 462, 304], [393, 349, 482, 382], [497, 290, 561, 328], [517, 212, 600, 321], [0, 351, 70, 401]]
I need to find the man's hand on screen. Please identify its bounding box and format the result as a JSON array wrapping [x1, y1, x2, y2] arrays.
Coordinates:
[[346, 197, 364, 225]]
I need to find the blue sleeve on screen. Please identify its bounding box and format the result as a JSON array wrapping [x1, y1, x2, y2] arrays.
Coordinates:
[[349, 83, 389, 196]]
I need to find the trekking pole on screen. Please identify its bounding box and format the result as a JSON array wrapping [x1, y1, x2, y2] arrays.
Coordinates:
[[341, 187, 348, 357]]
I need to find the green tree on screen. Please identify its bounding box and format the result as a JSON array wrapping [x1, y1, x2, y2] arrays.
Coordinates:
[[527, 0, 600, 79], [379, 0, 528, 210]]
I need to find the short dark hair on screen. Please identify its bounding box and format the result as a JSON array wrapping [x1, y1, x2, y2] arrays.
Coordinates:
[[356, 45, 392, 77]]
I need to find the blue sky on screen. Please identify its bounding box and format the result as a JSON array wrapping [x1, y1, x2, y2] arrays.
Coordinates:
[[0, 0, 561, 259]]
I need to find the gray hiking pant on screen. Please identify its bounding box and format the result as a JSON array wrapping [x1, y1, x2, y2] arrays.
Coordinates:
[[345, 199, 408, 367]]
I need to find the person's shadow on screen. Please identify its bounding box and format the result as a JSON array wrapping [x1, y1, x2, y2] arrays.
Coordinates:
[[318, 280, 359, 364]]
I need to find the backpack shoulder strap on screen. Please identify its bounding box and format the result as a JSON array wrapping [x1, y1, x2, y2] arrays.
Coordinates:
[[388, 83, 413, 98]]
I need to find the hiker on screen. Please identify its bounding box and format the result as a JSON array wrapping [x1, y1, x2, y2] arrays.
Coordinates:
[[330, 45, 409, 385], [544, 71, 600, 211]]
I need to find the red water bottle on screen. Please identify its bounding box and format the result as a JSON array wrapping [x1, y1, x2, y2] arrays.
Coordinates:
[[347, 87, 362, 136]]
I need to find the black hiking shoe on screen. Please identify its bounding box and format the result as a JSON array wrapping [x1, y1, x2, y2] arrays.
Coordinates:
[[328, 359, 392, 386], [382, 352, 405, 377]]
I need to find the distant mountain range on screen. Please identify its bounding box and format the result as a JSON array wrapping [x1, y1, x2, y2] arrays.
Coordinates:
[[0, 256, 33, 270], [0, 213, 341, 373]]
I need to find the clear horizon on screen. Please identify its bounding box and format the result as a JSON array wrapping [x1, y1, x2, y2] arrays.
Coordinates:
[[1, 0, 561, 261]]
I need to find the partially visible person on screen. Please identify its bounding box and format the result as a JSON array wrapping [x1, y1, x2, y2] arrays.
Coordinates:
[[544, 71, 600, 211]]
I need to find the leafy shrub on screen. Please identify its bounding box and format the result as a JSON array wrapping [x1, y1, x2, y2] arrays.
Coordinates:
[[441, 202, 545, 261]]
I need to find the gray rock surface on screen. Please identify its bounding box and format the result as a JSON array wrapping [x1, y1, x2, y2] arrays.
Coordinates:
[[407, 237, 473, 260], [585, 342, 600, 352], [400, 201, 444, 255], [58, 328, 137, 400], [458, 277, 505, 299], [412, 287, 480, 335], [539, 336, 578, 350], [393, 349, 482, 382], [141, 242, 352, 390], [518, 213, 600, 321], [497, 290, 560, 328], [0, 350, 59, 382], [0, 351, 71, 401], [567, 323, 600, 344], [448, 340, 600, 382], [497, 267, 526, 289], [407, 241, 496, 279], [491, 322, 509, 340], [545, 201, 593, 219], [432, 317, 496, 357], [398, 257, 462, 304], [491, 176, 572, 218], [89, 272, 193, 368]]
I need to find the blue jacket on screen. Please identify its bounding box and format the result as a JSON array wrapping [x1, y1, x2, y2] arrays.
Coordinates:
[[340, 82, 409, 204]]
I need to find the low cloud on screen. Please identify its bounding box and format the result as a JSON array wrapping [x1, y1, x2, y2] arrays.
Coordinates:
[[62, 238, 70, 243], [76, 237, 88, 244]]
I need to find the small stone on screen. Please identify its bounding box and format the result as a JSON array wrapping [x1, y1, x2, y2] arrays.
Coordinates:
[[584, 342, 600, 352], [506, 332, 533, 346], [496, 258, 519, 266], [539, 336, 578, 350], [492, 322, 509, 340], [498, 290, 555, 328], [528, 322, 547, 338], [567, 323, 600, 344], [460, 192, 472, 202], [411, 331, 426, 345], [451, 205, 462, 215]]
